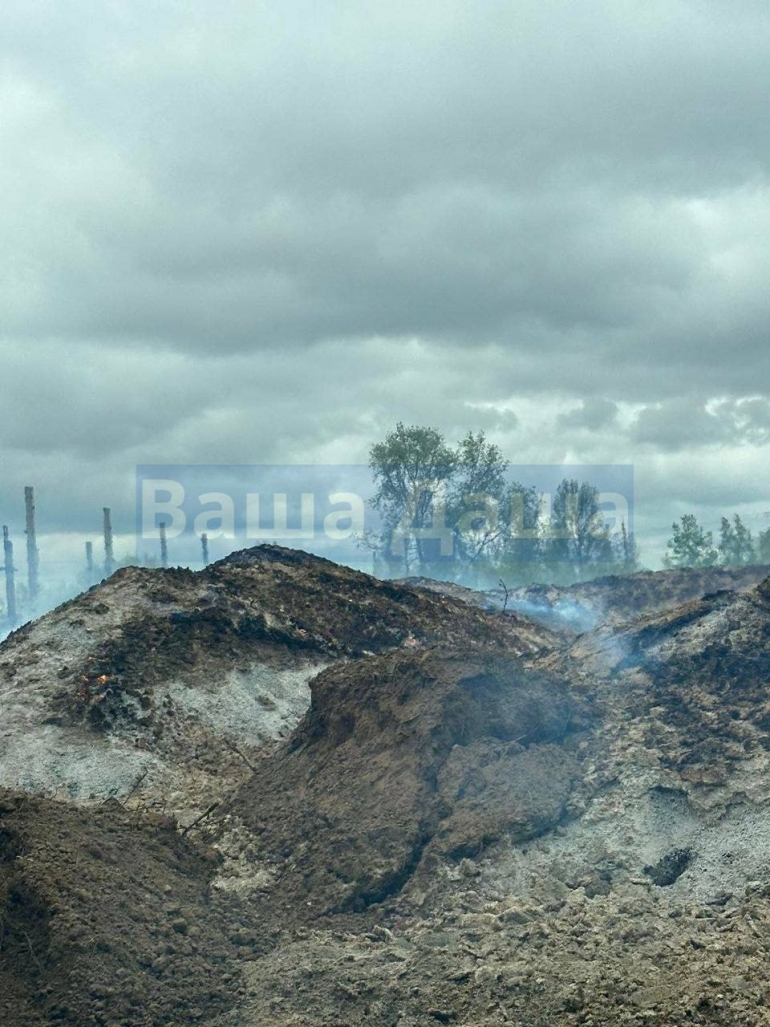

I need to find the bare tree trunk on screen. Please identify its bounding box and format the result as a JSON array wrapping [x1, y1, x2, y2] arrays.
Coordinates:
[[85, 541, 94, 582], [3, 526, 17, 627], [24, 486, 39, 608], [201, 532, 209, 566], [160, 522, 168, 568], [103, 507, 115, 577]]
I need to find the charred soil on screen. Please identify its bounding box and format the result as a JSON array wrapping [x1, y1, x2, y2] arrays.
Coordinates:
[[4, 553, 770, 1025]]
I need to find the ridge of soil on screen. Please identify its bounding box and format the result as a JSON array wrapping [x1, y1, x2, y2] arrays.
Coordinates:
[[5, 555, 770, 1025], [0, 545, 555, 815]]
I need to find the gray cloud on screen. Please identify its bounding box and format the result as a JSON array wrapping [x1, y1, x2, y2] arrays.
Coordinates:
[[1, 0, 770, 571], [558, 398, 619, 432], [629, 397, 770, 451]]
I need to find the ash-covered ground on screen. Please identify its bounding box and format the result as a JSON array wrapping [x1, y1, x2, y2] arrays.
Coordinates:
[[3, 546, 770, 1025]]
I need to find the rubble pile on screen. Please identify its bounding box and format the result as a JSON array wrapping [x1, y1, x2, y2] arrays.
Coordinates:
[[3, 549, 770, 1025], [500, 564, 770, 631], [195, 574, 770, 1025], [0, 790, 254, 1027], [0, 546, 553, 814], [221, 646, 593, 926]]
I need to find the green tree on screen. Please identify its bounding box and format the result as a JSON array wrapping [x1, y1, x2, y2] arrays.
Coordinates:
[[369, 423, 457, 575], [369, 424, 533, 578], [495, 482, 542, 582], [718, 514, 756, 566], [448, 434, 545, 583], [542, 479, 612, 580], [367, 424, 630, 585], [664, 514, 718, 568], [447, 431, 511, 567]]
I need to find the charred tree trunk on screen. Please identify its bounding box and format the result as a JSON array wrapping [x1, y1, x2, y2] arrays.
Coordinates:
[[159, 522, 168, 568], [3, 526, 17, 627], [85, 540, 94, 582], [24, 486, 39, 608], [201, 532, 209, 567], [103, 507, 115, 577]]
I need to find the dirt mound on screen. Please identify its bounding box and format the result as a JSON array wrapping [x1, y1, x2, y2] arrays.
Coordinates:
[[0, 546, 555, 814], [0, 790, 259, 1027], [216, 876, 770, 1027], [502, 564, 770, 631], [214, 646, 592, 933], [568, 575, 770, 802], [395, 576, 499, 610], [7, 552, 770, 1025], [204, 575, 770, 1026], [219, 545, 330, 566]]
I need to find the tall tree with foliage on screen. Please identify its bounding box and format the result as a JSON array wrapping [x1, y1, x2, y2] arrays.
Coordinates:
[[368, 424, 535, 578], [369, 423, 457, 575], [368, 424, 631, 584], [447, 432, 534, 570], [495, 481, 542, 579], [542, 479, 612, 579], [663, 514, 718, 568], [718, 514, 756, 566]]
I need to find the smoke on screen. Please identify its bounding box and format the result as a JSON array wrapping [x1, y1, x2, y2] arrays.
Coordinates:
[[1, 572, 91, 646], [504, 596, 601, 633], [1, 550, 608, 648]]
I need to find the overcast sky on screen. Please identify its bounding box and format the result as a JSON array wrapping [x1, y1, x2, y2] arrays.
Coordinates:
[[2, 0, 770, 576]]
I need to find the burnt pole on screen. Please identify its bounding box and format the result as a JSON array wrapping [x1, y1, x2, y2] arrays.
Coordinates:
[[159, 522, 168, 568], [103, 507, 115, 577], [201, 532, 209, 567], [85, 541, 94, 582], [3, 526, 17, 627], [24, 486, 39, 608]]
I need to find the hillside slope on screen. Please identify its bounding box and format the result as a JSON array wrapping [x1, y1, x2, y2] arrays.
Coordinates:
[[5, 557, 770, 1025], [503, 564, 770, 630], [202, 575, 770, 1026], [0, 545, 554, 816]]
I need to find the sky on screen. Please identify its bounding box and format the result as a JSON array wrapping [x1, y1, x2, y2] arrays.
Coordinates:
[[2, 0, 770, 586]]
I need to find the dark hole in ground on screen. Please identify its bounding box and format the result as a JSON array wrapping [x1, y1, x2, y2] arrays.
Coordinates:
[[644, 847, 694, 886]]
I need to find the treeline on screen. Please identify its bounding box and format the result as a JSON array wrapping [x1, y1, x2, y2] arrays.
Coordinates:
[[366, 423, 639, 586], [664, 513, 770, 569]]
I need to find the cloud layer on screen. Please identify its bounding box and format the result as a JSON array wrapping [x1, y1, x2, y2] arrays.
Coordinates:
[[2, 0, 770, 570]]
